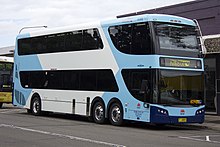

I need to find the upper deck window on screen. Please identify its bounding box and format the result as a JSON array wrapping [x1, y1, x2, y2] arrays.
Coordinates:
[[154, 22, 201, 57], [108, 22, 152, 55], [18, 28, 103, 55]]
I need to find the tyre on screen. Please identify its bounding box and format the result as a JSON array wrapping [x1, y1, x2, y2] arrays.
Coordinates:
[[31, 96, 42, 116], [0, 102, 3, 108], [109, 103, 123, 126], [92, 101, 105, 124]]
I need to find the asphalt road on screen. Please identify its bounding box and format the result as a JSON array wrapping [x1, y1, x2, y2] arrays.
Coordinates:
[[0, 104, 220, 147]]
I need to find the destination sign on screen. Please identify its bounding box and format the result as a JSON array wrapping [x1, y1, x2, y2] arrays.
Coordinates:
[[160, 57, 202, 69]]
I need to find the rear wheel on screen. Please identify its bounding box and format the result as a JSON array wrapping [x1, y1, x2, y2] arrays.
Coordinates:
[[0, 103, 3, 108], [31, 96, 42, 116], [92, 101, 105, 124], [109, 103, 123, 126]]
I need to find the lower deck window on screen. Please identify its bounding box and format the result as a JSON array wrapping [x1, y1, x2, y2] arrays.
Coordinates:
[[122, 69, 155, 102], [20, 69, 118, 92]]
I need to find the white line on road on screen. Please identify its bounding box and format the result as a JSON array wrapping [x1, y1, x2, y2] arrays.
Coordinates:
[[179, 135, 220, 144], [0, 124, 126, 147]]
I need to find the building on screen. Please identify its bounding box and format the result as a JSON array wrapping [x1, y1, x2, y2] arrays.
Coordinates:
[[118, 0, 220, 115], [0, 46, 14, 57]]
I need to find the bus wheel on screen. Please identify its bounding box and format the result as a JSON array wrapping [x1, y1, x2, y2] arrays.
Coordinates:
[[0, 103, 3, 108], [31, 96, 41, 116], [93, 101, 105, 124], [109, 103, 123, 126]]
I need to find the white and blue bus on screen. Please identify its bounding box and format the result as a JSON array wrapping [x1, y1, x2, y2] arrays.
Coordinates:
[[13, 14, 205, 125]]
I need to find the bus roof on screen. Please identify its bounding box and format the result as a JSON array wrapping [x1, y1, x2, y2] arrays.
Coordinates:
[[17, 21, 102, 39], [17, 13, 196, 39], [101, 13, 196, 27]]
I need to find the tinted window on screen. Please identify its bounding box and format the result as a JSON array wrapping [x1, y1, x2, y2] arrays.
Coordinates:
[[63, 71, 80, 90], [66, 31, 82, 51], [154, 22, 201, 57], [20, 71, 46, 88], [97, 70, 118, 91], [80, 71, 97, 91], [47, 34, 65, 53], [122, 69, 154, 102], [109, 22, 152, 54], [154, 23, 198, 51], [82, 29, 103, 49], [46, 71, 63, 89], [159, 70, 204, 105], [20, 69, 118, 92], [18, 28, 103, 55], [18, 38, 31, 55]]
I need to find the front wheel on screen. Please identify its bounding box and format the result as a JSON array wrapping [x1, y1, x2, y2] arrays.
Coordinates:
[[109, 103, 123, 126], [31, 96, 42, 116], [0, 102, 3, 108]]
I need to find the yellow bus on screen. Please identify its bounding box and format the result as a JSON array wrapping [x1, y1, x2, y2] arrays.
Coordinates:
[[0, 56, 13, 108]]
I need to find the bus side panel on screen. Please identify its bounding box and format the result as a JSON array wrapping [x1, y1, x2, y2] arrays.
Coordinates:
[[42, 100, 73, 114], [38, 89, 104, 115], [101, 72, 151, 123]]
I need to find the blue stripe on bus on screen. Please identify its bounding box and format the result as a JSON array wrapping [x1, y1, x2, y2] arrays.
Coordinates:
[[14, 33, 43, 106]]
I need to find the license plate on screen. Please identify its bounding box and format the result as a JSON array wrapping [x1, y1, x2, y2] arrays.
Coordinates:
[[178, 118, 187, 123]]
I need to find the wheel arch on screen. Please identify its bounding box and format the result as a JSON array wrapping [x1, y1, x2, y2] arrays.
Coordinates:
[[30, 93, 41, 109], [90, 96, 105, 117]]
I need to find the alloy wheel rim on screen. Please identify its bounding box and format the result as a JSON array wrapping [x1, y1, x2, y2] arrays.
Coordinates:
[[111, 106, 121, 123], [95, 105, 104, 121], [33, 100, 39, 114]]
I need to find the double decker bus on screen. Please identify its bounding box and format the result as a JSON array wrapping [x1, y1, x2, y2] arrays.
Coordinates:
[[13, 14, 205, 125], [0, 56, 13, 108]]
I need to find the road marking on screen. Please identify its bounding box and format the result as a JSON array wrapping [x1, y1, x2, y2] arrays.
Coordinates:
[[0, 124, 126, 147], [206, 136, 210, 142], [178, 135, 220, 144]]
